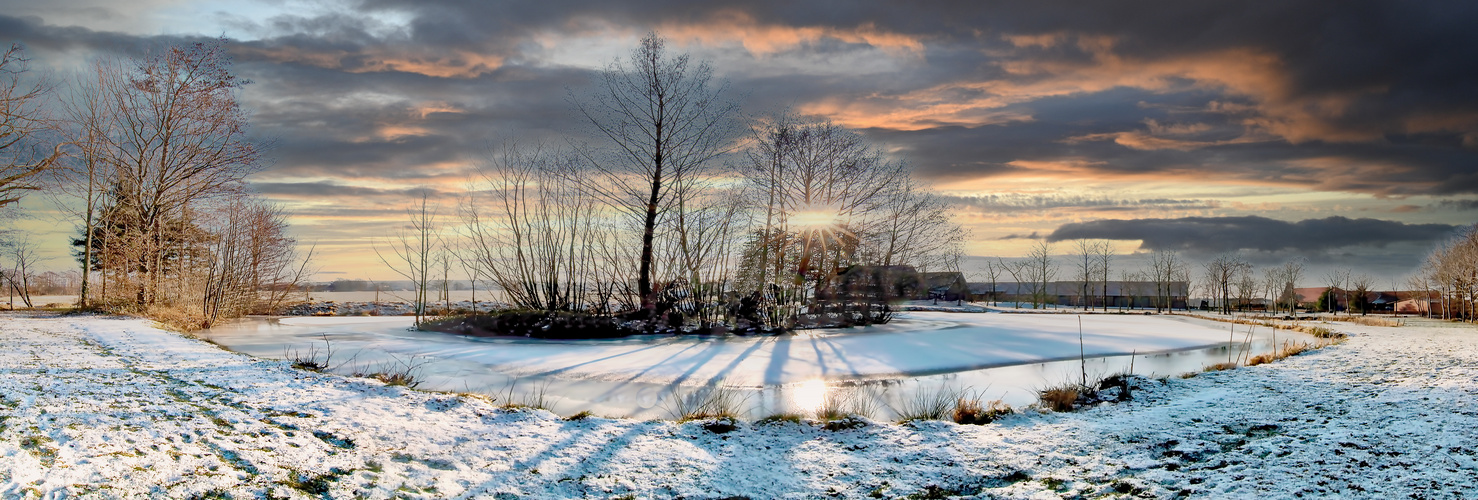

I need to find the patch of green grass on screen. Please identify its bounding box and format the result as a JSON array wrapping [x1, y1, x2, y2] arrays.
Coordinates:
[[19, 435, 58, 466], [902, 485, 966, 500], [756, 413, 804, 426], [311, 430, 356, 449], [281, 472, 334, 496], [186, 488, 232, 500]]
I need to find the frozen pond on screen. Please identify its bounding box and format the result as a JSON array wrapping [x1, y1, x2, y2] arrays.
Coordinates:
[[203, 312, 1316, 420]]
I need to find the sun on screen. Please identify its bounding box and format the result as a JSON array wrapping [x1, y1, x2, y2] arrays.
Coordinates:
[[788, 210, 840, 231]]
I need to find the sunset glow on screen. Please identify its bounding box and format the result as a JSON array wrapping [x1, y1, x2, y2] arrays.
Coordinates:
[[2, 1, 1473, 283]]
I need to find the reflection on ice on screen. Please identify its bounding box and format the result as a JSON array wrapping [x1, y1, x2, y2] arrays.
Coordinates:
[[790, 379, 828, 415]]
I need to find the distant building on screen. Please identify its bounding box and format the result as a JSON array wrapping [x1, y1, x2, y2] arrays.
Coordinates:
[[1294, 287, 1344, 311], [829, 267, 970, 301], [918, 272, 969, 301], [970, 281, 1189, 309], [1396, 291, 1452, 316], [830, 265, 922, 302]]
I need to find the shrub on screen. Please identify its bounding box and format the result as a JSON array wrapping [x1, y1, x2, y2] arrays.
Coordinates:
[[285, 334, 334, 372], [422, 310, 638, 339]]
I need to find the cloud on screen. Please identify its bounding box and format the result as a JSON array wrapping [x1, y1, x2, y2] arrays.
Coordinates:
[[942, 194, 1218, 213], [995, 231, 1041, 240], [250, 181, 451, 198], [1047, 216, 1459, 255], [1433, 199, 1478, 211]]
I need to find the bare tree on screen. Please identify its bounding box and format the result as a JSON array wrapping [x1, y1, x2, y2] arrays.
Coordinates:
[[1323, 268, 1351, 315], [1147, 249, 1188, 313], [1072, 240, 1095, 309], [1095, 243, 1114, 311], [871, 176, 962, 273], [1024, 241, 1057, 309], [1349, 273, 1374, 315], [1202, 253, 1251, 315], [571, 32, 741, 312], [1275, 258, 1305, 316], [0, 44, 64, 210], [49, 67, 106, 307], [463, 144, 598, 312], [981, 257, 1003, 306], [1420, 225, 1477, 321], [200, 197, 310, 326], [79, 40, 263, 306], [1120, 269, 1144, 310], [741, 115, 909, 290], [1233, 263, 1259, 313], [1072, 240, 1112, 310], [377, 192, 440, 327], [2, 235, 41, 308]]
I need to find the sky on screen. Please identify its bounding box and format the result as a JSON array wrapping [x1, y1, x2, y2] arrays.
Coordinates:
[[3, 0, 1476, 284]]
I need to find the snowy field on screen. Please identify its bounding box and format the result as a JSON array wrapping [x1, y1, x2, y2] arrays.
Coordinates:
[[2, 313, 1476, 498]]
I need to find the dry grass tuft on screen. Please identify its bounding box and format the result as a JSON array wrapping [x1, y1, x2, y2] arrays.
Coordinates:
[[1246, 353, 1274, 366], [1290, 325, 1344, 339], [499, 380, 555, 411], [662, 386, 749, 422], [137, 305, 209, 332], [953, 396, 1012, 425], [1334, 316, 1402, 327], [1203, 362, 1238, 372], [1038, 385, 1079, 412], [890, 385, 961, 422], [756, 413, 805, 426], [1279, 341, 1312, 357]]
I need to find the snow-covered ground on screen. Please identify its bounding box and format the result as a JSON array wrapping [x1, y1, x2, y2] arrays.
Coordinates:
[[2, 313, 1475, 498]]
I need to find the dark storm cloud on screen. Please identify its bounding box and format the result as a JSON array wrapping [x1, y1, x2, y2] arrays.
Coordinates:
[[1047, 216, 1459, 255]]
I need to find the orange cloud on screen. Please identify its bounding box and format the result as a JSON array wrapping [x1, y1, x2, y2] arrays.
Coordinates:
[[658, 9, 925, 56], [1066, 119, 1274, 151], [238, 45, 503, 78], [414, 102, 464, 118], [802, 33, 1398, 143]]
